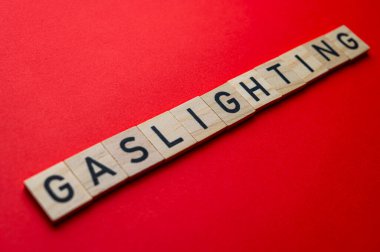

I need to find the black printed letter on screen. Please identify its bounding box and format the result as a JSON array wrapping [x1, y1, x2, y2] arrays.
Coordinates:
[[44, 175, 74, 203], [214, 91, 240, 113], [337, 33, 359, 50], [120, 137, 149, 163], [239, 77, 270, 102], [295, 54, 314, 72], [312, 40, 340, 61], [85, 157, 117, 186], [266, 63, 290, 84], [187, 108, 208, 129], [151, 126, 184, 148]]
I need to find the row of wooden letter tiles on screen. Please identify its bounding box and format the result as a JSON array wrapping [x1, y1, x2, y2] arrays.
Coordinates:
[[24, 25, 369, 222]]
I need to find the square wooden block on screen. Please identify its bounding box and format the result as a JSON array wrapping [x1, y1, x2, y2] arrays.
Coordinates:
[[170, 96, 227, 142], [138, 111, 196, 159], [254, 58, 306, 95], [303, 34, 349, 70], [325, 25, 370, 60], [201, 82, 255, 126], [280, 45, 328, 83], [65, 143, 127, 197], [102, 126, 164, 177], [228, 69, 282, 110], [24, 162, 92, 222]]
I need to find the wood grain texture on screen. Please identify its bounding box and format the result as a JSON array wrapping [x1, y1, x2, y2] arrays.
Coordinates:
[[325, 25, 370, 60], [24, 162, 92, 222], [228, 69, 282, 110], [254, 58, 306, 95], [170, 96, 227, 142], [201, 82, 255, 126], [65, 143, 127, 197], [138, 111, 196, 159], [102, 126, 164, 177], [279, 45, 328, 83], [303, 35, 349, 70]]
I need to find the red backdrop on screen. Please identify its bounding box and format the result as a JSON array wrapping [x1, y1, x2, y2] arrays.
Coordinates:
[[1, 0, 379, 251]]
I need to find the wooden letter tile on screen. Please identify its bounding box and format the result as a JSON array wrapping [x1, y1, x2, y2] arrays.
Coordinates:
[[254, 58, 306, 95], [138, 111, 196, 159], [228, 69, 282, 110], [303, 35, 349, 70], [279, 45, 328, 83], [24, 162, 92, 222], [201, 82, 255, 126], [102, 126, 164, 177], [325, 25, 370, 60], [65, 143, 127, 197], [170, 96, 227, 142]]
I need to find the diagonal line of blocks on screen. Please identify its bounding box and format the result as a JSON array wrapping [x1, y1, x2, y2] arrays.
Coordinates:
[[24, 25, 370, 222]]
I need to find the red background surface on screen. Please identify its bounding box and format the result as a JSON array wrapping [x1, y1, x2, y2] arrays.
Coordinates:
[[0, 0, 379, 251]]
